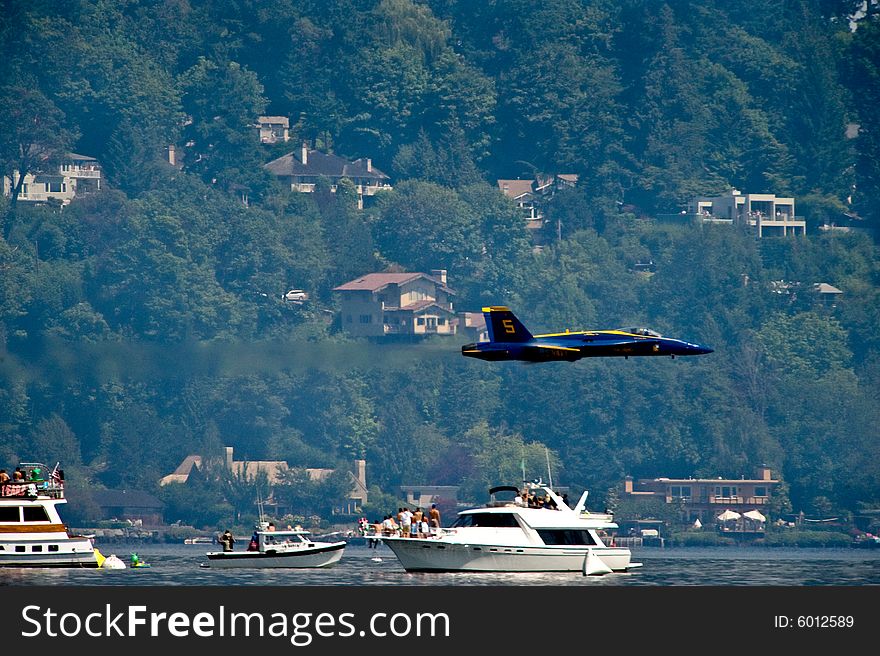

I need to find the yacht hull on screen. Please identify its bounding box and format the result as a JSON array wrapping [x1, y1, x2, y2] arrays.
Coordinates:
[[382, 538, 633, 573], [0, 536, 98, 568], [203, 541, 345, 568]]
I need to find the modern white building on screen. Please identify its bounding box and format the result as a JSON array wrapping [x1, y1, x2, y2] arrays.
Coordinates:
[[688, 189, 805, 237]]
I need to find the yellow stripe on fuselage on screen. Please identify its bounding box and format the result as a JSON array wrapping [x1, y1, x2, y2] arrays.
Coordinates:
[[534, 329, 646, 338], [482, 306, 510, 312], [533, 344, 580, 352]]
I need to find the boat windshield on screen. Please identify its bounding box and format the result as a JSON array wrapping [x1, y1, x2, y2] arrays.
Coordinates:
[[451, 513, 520, 528], [621, 327, 662, 337]]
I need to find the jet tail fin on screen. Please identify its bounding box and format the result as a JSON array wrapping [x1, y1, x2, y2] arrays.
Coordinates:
[[483, 306, 533, 343]]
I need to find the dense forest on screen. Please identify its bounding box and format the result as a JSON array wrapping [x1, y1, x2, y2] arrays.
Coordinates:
[[0, 0, 878, 528]]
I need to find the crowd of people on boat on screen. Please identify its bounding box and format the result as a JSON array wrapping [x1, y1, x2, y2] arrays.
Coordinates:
[[359, 504, 443, 546], [515, 489, 569, 509]]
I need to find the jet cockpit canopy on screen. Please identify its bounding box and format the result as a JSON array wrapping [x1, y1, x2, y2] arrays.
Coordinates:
[[622, 327, 662, 337]]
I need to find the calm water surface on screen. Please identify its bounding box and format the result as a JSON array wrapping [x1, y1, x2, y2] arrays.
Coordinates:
[[1, 543, 878, 586]]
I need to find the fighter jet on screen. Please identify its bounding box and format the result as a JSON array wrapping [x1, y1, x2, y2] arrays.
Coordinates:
[[461, 306, 713, 363]]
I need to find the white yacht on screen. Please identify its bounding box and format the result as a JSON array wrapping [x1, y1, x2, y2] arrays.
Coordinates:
[[0, 463, 98, 567], [202, 522, 346, 568], [380, 483, 639, 573]]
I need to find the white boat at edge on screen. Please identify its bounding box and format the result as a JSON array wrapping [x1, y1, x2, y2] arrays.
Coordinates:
[[379, 483, 640, 574], [202, 522, 346, 569], [0, 462, 98, 568]]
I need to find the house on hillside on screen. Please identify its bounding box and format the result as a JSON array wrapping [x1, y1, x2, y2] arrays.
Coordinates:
[[159, 446, 368, 513], [265, 144, 392, 208], [622, 465, 781, 524], [2, 153, 102, 206], [685, 189, 805, 237], [256, 116, 290, 144], [333, 270, 456, 338]]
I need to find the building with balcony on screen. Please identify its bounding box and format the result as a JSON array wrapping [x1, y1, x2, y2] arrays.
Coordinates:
[[333, 270, 456, 338], [256, 115, 290, 144], [686, 189, 805, 237], [2, 153, 102, 206], [497, 173, 580, 232], [265, 144, 392, 208], [622, 465, 781, 523]]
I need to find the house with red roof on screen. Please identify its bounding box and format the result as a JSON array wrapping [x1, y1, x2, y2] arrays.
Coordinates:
[[333, 270, 457, 338]]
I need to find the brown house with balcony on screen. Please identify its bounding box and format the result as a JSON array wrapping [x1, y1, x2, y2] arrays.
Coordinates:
[[334, 270, 456, 338], [622, 465, 780, 523]]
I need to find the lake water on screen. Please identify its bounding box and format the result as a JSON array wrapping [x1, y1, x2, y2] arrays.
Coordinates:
[[1, 542, 878, 586]]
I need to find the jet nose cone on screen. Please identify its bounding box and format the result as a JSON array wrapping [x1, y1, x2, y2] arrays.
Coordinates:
[[693, 344, 713, 355]]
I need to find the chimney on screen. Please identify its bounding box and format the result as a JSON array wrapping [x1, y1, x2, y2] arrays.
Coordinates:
[[756, 465, 772, 481], [624, 475, 633, 494], [431, 269, 447, 285], [225, 446, 234, 469], [366, 158, 372, 172], [354, 459, 366, 488], [301, 142, 308, 166], [168, 144, 176, 166]]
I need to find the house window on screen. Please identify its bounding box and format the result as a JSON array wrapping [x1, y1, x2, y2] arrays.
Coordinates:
[[438, 318, 446, 325], [359, 314, 372, 324], [417, 318, 425, 326], [670, 486, 691, 500], [47, 181, 63, 193], [755, 487, 768, 497], [412, 490, 421, 502], [715, 486, 737, 498]]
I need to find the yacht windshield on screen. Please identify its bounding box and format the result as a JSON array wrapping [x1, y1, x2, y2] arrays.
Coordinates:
[[451, 513, 520, 528]]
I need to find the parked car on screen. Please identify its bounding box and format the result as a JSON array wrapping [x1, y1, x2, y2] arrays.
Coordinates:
[[282, 289, 308, 302]]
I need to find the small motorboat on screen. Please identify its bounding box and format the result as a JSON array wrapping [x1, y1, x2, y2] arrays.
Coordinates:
[[202, 522, 345, 569]]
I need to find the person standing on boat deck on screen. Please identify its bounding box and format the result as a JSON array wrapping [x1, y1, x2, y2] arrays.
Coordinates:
[[401, 507, 413, 538], [13, 468, 24, 482], [429, 504, 441, 535], [220, 530, 235, 552], [412, 507, 424, 536]]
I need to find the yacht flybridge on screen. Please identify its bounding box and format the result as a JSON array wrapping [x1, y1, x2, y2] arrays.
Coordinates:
[[380, 483, 641, 573], [0, 462, 98, 567]]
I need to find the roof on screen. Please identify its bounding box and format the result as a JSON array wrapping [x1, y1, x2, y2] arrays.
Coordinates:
[[813, 283, 843, 295], [334, 272, 454, 295], [90, 489, 164, 509], [232, 461, 289, 486], [67, 153, 97, 162], [258, 116, 289, 125], [393, 299, 456, 314], [265, 149, 389, 180], [497, 179, 535, 199]]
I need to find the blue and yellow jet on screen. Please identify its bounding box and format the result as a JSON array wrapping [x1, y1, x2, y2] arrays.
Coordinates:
[[461, 307, 713, 363]]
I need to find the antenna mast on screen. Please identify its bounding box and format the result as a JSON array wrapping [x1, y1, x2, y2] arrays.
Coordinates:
[[545, 448, 553, 489]]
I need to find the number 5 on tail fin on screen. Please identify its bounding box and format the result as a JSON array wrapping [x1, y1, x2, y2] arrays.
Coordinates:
[[482, 306, 533, 343]]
